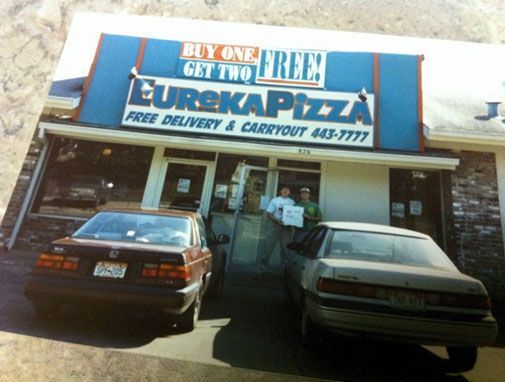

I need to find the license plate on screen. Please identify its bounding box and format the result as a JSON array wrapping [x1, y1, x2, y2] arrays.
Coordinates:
[[389, 290, 425, 311], [93, 261, 127, 279]]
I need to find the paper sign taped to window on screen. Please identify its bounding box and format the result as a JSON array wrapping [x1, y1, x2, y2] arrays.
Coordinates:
[[410, 200, 422, 216], [177, 178, 191, 193], [215, 184, 228, 199], [227, 197, 237, 210], [391, 202, 405, 218], [282, 205, 304, 227]]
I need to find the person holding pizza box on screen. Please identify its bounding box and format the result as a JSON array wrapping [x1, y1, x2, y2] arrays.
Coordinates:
[[260, 185, 295, 270]]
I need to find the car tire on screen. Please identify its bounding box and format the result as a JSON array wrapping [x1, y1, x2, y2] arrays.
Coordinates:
[[177, 287, 202, 332], [282, 269, 292, 305], [300, 298, 318, 348], [446, 346, 478, 372], [282, 281, 294, 307], [33, 301, 60, 319], [207, 265, 225, 300]]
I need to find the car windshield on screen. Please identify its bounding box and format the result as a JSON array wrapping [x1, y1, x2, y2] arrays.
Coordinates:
[[67, 175, 102, 187], [73, 211, 192, 247], [326, 229, 457, 271]]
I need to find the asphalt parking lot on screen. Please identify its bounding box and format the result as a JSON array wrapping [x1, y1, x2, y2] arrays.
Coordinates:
[[1, 252, 505, 381]]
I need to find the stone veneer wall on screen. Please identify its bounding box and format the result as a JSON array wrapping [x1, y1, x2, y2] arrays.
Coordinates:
[[0, 132, 86, 252], [444, 150, 505, 310], [15, 215, 85, 252], [0, 133, 43, 250]]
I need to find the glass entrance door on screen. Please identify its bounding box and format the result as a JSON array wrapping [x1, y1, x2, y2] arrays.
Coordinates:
[[159, 161, 212, 214], [228, 165, 273, 271]]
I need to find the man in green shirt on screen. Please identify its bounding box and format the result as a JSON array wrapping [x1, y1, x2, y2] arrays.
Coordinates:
[[294, 187, 322, 242]]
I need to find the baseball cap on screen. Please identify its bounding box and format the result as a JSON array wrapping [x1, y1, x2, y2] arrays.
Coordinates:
[[300, 187, 311, 193]]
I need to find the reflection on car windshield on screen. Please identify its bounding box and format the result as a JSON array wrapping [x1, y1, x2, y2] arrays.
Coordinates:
[[326, 229, 456, 271], [69, 175, 103, 186], [73, 211, 192, 247]]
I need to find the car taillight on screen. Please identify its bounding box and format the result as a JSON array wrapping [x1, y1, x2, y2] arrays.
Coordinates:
[[317, 277, 380, 299], [62, 256, 80, 270], [317, 277, 491, 311], [36, 253, 64, 269], [36, 253, 80, 271], [158, 264, 191, 280], [435, 293, 491, 310], [141, 263, 191, 281], [142, 263, 158, 277]]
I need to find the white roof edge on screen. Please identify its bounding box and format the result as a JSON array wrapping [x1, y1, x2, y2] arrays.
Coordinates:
[[424, 124, 505, 146], [45, 96, 81, 110], [39, 121, 459, 170]]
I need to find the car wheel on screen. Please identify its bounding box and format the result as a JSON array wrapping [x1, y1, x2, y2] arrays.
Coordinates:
[[33, 301, 60, 319], [300, 298, 318, 348], [282, 281, 294, 307], [207, 262, 226, 299], [446, 346, 478, 372], [177, 287, 202, 332]]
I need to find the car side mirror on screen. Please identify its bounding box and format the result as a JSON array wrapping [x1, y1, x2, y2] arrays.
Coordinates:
[[287, 242, 304, 252], [217, 234, 230, 244]]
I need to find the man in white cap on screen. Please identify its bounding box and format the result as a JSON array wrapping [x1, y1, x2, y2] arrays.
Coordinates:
[[294, 186, 322, 242]]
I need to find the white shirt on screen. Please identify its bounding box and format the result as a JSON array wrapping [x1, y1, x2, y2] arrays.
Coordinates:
[[266, 196, 295, 221]]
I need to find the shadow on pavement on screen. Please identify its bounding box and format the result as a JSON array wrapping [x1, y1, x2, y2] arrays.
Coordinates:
[[0, 258, 177, 349], [206, 273, 470, 381]]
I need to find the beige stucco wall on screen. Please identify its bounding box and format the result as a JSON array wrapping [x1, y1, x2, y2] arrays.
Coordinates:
[[322, 161, 389, 225]]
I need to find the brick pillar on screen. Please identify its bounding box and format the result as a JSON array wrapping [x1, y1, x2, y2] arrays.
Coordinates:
[[447, 150, 505, 309]]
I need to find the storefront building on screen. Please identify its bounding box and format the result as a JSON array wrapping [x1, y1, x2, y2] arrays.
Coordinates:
[[1, 15, 504, 306]]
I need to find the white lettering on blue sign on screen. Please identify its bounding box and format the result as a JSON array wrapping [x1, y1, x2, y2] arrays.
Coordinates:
[[177, 42, 326, 88], [257, 49, 325, 87]]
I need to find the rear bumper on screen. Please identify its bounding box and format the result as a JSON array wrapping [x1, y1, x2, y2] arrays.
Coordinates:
[[24, 274, 199, 315], [307, 296, 498, 347]]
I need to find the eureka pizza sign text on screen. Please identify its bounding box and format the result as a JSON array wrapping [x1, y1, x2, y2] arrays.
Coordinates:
[[122, 76, 375, 148]]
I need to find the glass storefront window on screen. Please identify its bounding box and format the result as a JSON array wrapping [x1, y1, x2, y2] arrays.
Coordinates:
[[277, 170, 321, 204], [390, 169, 444, 247], [159, 163, 208, 211], [209, 153, 269, 214], [31, 137, 153, 218], [277, 159, 321, 171]]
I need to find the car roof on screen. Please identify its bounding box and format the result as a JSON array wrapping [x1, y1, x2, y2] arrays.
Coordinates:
[[99, 208, 200, 219], [320, 222, 430, 239]]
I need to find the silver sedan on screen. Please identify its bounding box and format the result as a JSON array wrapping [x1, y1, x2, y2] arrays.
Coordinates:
[[284, 222, 498, 372]]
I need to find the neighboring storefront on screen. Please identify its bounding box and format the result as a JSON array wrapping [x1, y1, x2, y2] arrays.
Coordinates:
[[1, 15, 504, 305]]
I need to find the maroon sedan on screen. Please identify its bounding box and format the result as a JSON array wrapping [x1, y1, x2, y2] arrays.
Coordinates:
[[24, 209, 229, 331]]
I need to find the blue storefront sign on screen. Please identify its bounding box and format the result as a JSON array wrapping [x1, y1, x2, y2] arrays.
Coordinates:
[[77, 34, 423, 152]]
